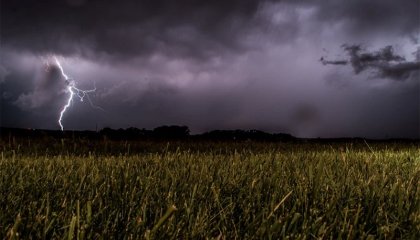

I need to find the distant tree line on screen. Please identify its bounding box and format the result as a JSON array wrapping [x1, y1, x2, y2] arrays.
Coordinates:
[[100, 126, 191, 140], [1, 126, 418, 142], [0, 125, 296, 142], [101, 126, 295, 141]]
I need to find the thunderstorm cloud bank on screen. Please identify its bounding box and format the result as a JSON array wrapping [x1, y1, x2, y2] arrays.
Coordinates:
[[1, 0, 419, 138]]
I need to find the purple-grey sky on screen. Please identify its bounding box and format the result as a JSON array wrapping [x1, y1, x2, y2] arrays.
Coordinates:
[[1, 0, 419, 138]]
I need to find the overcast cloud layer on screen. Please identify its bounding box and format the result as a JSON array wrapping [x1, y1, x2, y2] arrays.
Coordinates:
[[1, 0, 419, 138]]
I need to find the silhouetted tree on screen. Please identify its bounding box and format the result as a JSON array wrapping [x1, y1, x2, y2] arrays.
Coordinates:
[[153, 125, 190, 139]]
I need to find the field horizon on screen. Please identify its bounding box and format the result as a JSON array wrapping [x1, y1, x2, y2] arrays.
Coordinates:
[[2, 126, 419, 142]]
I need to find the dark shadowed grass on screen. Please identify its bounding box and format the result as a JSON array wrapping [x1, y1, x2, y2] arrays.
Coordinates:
[[0, 140, 419, 239]]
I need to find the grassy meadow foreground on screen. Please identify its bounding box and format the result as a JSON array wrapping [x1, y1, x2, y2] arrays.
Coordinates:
[[0, 138, 419, 239]]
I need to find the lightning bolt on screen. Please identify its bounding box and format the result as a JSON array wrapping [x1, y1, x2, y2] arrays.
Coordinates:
[[54, 57, 102, 131]]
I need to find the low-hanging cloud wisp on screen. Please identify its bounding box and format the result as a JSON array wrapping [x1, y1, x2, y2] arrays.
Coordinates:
[[321, 45, 420, 81]]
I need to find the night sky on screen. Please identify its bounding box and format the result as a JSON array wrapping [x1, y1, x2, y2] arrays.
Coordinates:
[[1, 0, 419, 138]]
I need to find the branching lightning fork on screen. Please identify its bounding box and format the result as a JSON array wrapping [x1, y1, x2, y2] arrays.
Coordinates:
[[54, 57, 102, 131]]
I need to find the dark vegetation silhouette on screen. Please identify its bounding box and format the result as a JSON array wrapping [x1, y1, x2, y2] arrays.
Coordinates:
[[0, 126, 417, 143], [0, 126, 296, 142]]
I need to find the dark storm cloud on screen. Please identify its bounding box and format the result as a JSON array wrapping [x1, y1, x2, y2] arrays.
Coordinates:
[[322, 45, 420, 81], [312, 0, 420, 37], [3, 0, 419, 59], [2, 0, 267, 60]]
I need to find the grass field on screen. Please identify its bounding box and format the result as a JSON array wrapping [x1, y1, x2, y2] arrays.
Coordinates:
[[0, 138, 419, 239]]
